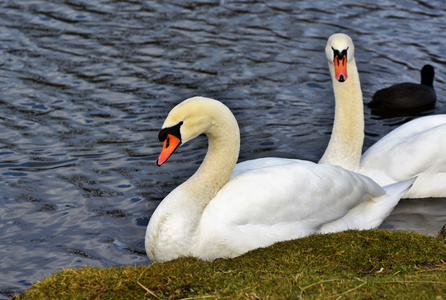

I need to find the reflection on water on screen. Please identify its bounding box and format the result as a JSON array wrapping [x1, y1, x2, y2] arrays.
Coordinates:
[[0, 0, 445, 297], [381, 198, 446, 236]]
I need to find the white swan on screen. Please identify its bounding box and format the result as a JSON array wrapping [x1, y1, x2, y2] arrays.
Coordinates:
[[319, 33, 446, 198], [146, 96, 414, 262]]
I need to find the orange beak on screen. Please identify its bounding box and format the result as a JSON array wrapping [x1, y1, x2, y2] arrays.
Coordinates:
[[156, 134, 181, 166], [334, 54, 347, 82]]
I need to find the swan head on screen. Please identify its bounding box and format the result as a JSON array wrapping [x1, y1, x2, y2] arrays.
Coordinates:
[[156, 97, 222, 166], [326, 33, 355, 82]]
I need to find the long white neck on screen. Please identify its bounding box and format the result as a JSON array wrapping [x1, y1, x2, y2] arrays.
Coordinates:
[[146, 104, 240, 262], [319, 58, 364, 172], [186, 118, 240, 203]]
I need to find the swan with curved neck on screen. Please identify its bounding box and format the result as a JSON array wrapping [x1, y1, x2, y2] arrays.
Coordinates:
[[146, 96, 414, 262], [319, 33, 446, 198]]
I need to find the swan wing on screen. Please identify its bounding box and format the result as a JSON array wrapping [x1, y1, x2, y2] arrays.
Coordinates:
[[321, 177, 416, 233], [360, 115, 446, 190], [196, 159, 385, 259]]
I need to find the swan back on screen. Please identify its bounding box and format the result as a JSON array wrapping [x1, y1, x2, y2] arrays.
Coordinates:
[[359, 115, 446, 196]]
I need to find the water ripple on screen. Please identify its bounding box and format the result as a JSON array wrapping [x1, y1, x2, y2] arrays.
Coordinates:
[[0, 0, 445, 297]]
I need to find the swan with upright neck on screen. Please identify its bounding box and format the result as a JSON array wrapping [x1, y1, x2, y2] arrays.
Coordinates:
[[146, 96, 414, 262], [319, 33, 446, 198]]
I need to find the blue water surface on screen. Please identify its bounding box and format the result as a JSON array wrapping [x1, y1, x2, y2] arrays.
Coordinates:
[[0, 0, 445, 297]]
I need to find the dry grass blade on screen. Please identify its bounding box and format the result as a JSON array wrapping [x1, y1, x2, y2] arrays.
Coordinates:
[[333, 278, 367, 299], [299, 279, 337, 299], [137, 265, 161, 299]]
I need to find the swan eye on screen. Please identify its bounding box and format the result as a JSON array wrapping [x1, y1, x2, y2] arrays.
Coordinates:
[[158, 129, 168, 142], [158, 121, 183, 142], [332, 47, 349, 62]]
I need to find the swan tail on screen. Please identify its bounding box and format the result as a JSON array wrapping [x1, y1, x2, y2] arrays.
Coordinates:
[[320, 177, 416, 234]]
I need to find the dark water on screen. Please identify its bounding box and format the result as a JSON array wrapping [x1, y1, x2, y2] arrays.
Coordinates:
[[1, 0, 445, 297]]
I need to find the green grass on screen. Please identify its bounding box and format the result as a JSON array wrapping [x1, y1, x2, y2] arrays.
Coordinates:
[[15, 230, 446, 299]]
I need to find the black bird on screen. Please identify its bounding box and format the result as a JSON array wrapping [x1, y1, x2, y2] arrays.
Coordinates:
[[368, 64, 436, 110]]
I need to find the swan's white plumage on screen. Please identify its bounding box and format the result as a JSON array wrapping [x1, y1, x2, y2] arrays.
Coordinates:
[[146, 97, 414, 262], [320, 33, 446, 198], [360, 116, 446, 198]]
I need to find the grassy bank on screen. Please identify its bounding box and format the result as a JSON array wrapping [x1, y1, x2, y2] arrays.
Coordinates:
[[15, 230, 446, 299]]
